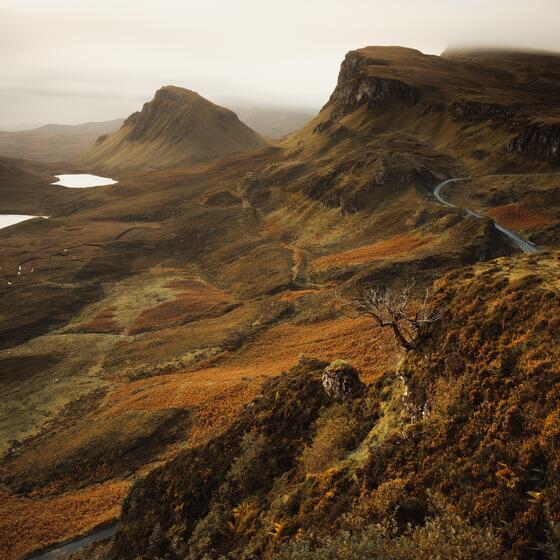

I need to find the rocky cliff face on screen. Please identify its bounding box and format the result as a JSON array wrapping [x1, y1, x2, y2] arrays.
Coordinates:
[[325, 51, 420, 117], [293, 45, 560, 213], [507, 123, 560, 161], [450, 100, 515, 122]]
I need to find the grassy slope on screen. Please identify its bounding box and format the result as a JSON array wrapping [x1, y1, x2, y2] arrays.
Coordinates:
[[0, 156, 80, 214], [79, 87, 269, 174]]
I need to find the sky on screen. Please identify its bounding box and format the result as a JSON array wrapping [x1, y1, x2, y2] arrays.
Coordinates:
[[1, 0, 559, 129]]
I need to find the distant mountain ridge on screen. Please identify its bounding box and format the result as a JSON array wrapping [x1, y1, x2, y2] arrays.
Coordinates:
[[79, 86, 269, 173], [230, 104, 316, 139], [0, 119, 123, 162]]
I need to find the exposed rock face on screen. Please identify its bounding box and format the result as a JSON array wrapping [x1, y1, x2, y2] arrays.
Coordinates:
[[300, 46, 560, 215], [301, 157, 376, 214], [322, 360, 364, 400], [507, 124, 560, 161], [450, 99, 515, 122], [326, 51, 420, 117]]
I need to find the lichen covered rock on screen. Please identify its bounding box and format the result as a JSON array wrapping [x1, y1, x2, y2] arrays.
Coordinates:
[[322, 360, 364, 400]]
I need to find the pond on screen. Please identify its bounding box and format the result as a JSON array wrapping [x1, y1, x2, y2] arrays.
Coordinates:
[[0, 215, 46, 229], [52, 174, 117, 188]]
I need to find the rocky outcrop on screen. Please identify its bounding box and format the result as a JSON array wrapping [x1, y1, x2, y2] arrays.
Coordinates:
[[300, 156, 388, 214], [301, 155, 439, 214], [301, 165, 366, 214], [506, 123, 560, 161], [322, 360, 364, 400], [450, 99, 515, 122], [326, 52, 420, 117]]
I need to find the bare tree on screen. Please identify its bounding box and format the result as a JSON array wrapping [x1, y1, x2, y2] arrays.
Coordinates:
[[335, 281, 444, 352]]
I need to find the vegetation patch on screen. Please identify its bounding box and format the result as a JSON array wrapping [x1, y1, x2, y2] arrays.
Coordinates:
[[67, 307, 122, 334], [127, 278, 235, 334], [2, 407, 189, 492], [487, 202, 557, 231], [311, 233, 435, 270], [0, 480, 128, 560]]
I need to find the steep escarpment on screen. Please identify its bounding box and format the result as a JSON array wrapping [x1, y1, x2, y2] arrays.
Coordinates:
[[108, 255, 560, 560], [272, 46, 560, 219], [324, 49, 421, 118], [288, 46, 560, 186], [79, 86, 268, 173], [450, 99, 515, 121]]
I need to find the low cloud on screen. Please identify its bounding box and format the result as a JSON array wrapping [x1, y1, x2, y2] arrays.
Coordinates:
[[1, 0, 559, 128]]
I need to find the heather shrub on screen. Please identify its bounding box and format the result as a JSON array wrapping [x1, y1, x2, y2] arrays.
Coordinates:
[[110, 260, 560, 560], [184, 503, 228, 560], [299, 406, 361, 474], [226, 430, 267, 494], [272, 507, 506, 560], [424, 374, 469, 431], [345, 478, 430, 530]]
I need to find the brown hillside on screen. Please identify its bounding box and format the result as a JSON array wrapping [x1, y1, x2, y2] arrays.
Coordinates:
[[0, 120, 123, 162], [0, 156, 80, 215], [79, 86, 268, 173]]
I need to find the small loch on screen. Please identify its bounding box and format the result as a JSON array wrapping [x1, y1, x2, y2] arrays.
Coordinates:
[[52, 174, 117, 188], [0, 215, 47, 229]]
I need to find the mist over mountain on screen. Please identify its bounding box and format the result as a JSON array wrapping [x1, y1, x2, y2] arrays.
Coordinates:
[[2, 0, 560, 128], [229, 104, 317, 139]]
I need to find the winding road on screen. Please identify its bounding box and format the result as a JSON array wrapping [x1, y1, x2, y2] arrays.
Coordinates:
[[24, 525, 116, 560], [433, 176, 539, 254]]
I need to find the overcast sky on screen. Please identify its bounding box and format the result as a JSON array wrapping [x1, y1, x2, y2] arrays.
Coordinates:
[[1, 0, 559, 129]]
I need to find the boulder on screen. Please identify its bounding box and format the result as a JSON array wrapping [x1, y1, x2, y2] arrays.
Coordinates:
[[322, 360, 364, 400]]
